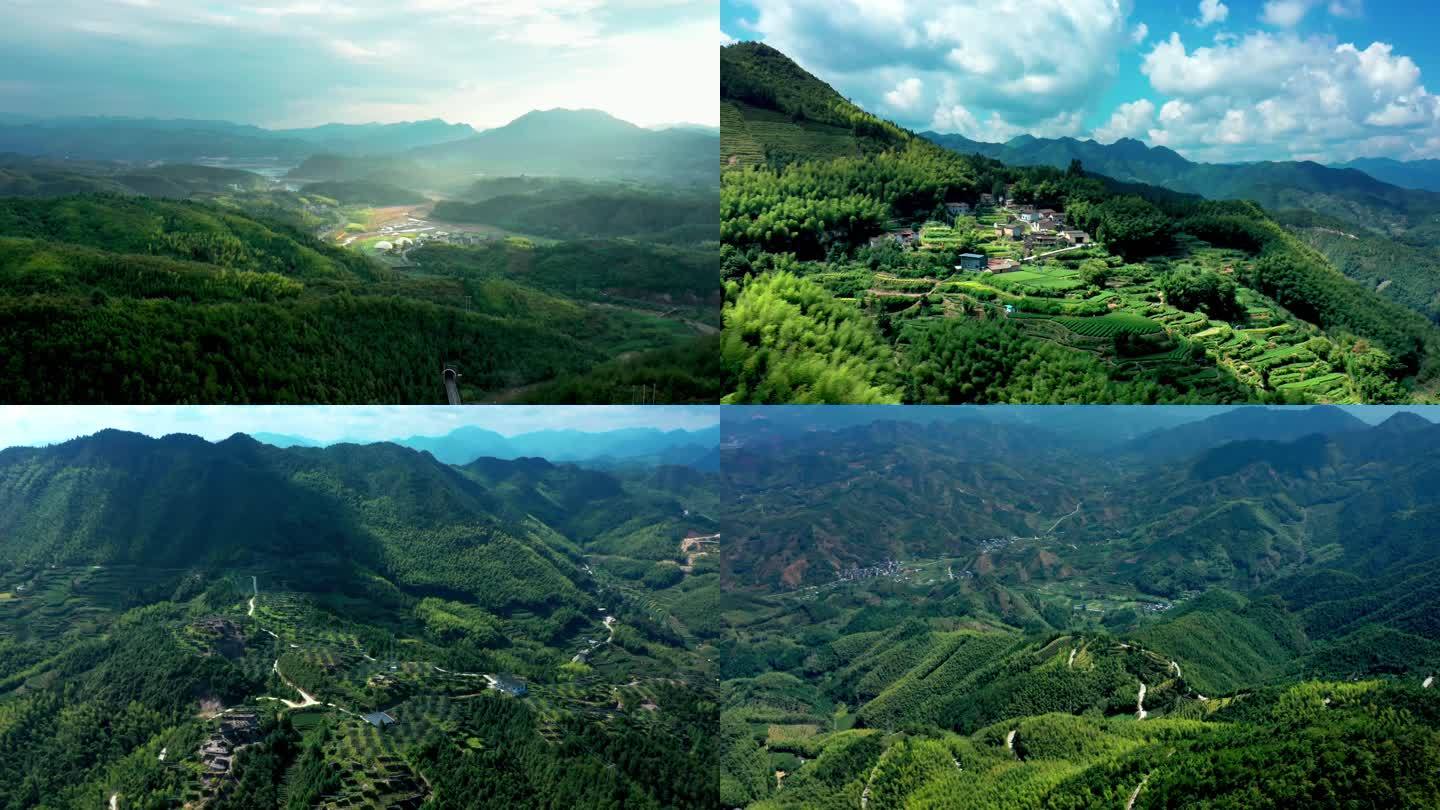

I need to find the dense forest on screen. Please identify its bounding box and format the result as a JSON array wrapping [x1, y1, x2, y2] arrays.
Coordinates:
[[720, 407, 1440, 808], [719, 42, 1440, 404], [0, 195, 717, 403], [0, 430, 721, 808]]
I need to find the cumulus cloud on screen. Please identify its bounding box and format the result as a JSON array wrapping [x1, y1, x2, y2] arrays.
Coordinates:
[[1196, 0, 1228, 26], [1093, 98, 1155, 143], [744, 0, 1126, 137], [1261, 0, 1315, 27], [1131, 22, 1148, 45], [883, 77, 924, 114], [722, 29, 736, 45], [1135, 31, 1440, 161]]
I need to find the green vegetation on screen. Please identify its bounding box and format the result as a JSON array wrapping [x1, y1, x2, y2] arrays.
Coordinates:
[[432, 181, 717, 246], [0, 195, 717, 403], [0, 431, 720, 808], [720, 42, 1440, 403], [721, 410, 1440, 808]]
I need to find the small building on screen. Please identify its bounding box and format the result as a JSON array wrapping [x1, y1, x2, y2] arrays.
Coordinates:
[[364, 711, 397, 729], [491, 674, 527, 697], [897, 229, 918, 246], [994, 222, 1025, 240], [945, 202, 971, 216], [1061, 230, 1090, 245], [1019, 211, 1040, 224], [1038, 208, 1057, 217], [957, 253, 987, 271], [1018, 204, 1036, 215], [988, 258, 1021, 273], [979, 192, 995, 205], [1034, 216, 1060, 233]]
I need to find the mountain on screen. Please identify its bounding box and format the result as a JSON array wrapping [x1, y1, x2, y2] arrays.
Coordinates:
[[922, 130, 1440, 238], [388, 425, 720, 467], [0, 428, 719, 807], [412, 108, 720, 185], [720, 406, 1440, 808], [1121, 405, 1369, 461], [0, 115, 478, 162], [1334, 157, 1440, 193], [721, 42, 911, 169]]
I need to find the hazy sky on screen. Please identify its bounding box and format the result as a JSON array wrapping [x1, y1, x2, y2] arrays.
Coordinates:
[[0, 406, 719, 450], [723, 0, 1440, 163], [2, 0, 718, 128]]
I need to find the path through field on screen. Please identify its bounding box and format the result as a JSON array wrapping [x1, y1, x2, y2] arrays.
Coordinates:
[[1125, 773, 1152, 810], [248, 575, 257, 617], [1005, 728, 1017, 754], [109, 793, 117, 810], [1135, 682, 1148, 720]]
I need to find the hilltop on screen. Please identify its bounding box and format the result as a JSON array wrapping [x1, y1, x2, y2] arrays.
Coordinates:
[[719, 43, 1440, 404]]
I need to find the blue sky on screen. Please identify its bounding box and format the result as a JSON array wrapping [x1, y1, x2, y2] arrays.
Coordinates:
[[1, 0, 718, 129], [0, 406, 719, 450], [722, 0, 1440, 162]]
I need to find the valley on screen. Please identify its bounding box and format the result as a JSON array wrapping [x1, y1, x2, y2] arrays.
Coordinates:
[[0, 425, 722, 808], [719, 405, 1440, 808], [0, 110, 721, 405]]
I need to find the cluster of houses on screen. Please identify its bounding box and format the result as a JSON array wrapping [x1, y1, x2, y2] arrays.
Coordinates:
[[373, 231, 491, 254], [992, 203, 1091, 250], [868, 198, 1092, 275], [198, 710, 262, 793]]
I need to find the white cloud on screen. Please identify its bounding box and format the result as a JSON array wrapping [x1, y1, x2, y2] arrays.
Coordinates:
[[1131, 22, 1148, 45], [1196, 0, 1228, 26], [1327, 0, 1363, 17], [883, 77, 923, 113], [722, 28, 736, 45], [1261, 0, 1314, 27], [1093, 98, 1155, 143], [744, 0, 1127, 136], [1136, 31, 1440, 161]]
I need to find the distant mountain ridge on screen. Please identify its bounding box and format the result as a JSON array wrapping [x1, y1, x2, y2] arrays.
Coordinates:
[[0, 115, 479, 162], [1332, 157, 1440, 193], [921, 130, 1440, 236], [242, 425, 720, 468]]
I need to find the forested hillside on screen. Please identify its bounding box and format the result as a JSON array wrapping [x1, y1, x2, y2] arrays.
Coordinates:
[[0, 431, 720, 808], [0, 195, 718, 403], [720, 43, 1440, 404], [720, 407, 1440, 808]]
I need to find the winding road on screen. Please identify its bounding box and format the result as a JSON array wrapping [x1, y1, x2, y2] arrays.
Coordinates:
[[247, 576, 257, 617], [1425, 675, 1434, 689], [1135, 683, 1148, 720], [1046, 502, 1083, 533]]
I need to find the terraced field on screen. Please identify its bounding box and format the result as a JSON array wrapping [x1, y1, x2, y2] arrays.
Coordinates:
[[721, 102, 766, 169]]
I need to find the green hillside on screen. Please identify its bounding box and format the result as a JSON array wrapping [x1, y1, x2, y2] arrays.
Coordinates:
[[0, 432, 720, 808], [0, 195, 719, 403], [719, 44, 1440, 404], [721, 411, 1440, 808]]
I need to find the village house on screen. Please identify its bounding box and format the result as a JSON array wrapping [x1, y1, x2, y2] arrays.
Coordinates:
[[994, 222, 1025, 240], [1019, 211, 1040, 224], [979, 192, 995, 205], [1061, 230, 1091, 245], [956, 252, 987, 271], [987, 258, 1021, 273], [944, 201, 971, 216]]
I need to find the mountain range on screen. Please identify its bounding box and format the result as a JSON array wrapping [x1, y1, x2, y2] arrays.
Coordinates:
[[723, 407, 1440, 591], [921, 131, 1440, 237], [0, 109, 721, 187], [249, 425, 719, 468]]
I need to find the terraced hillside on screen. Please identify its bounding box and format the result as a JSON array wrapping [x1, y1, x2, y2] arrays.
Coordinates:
[[720, 44, 1440, 404], [0, 432, 720, 808]]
